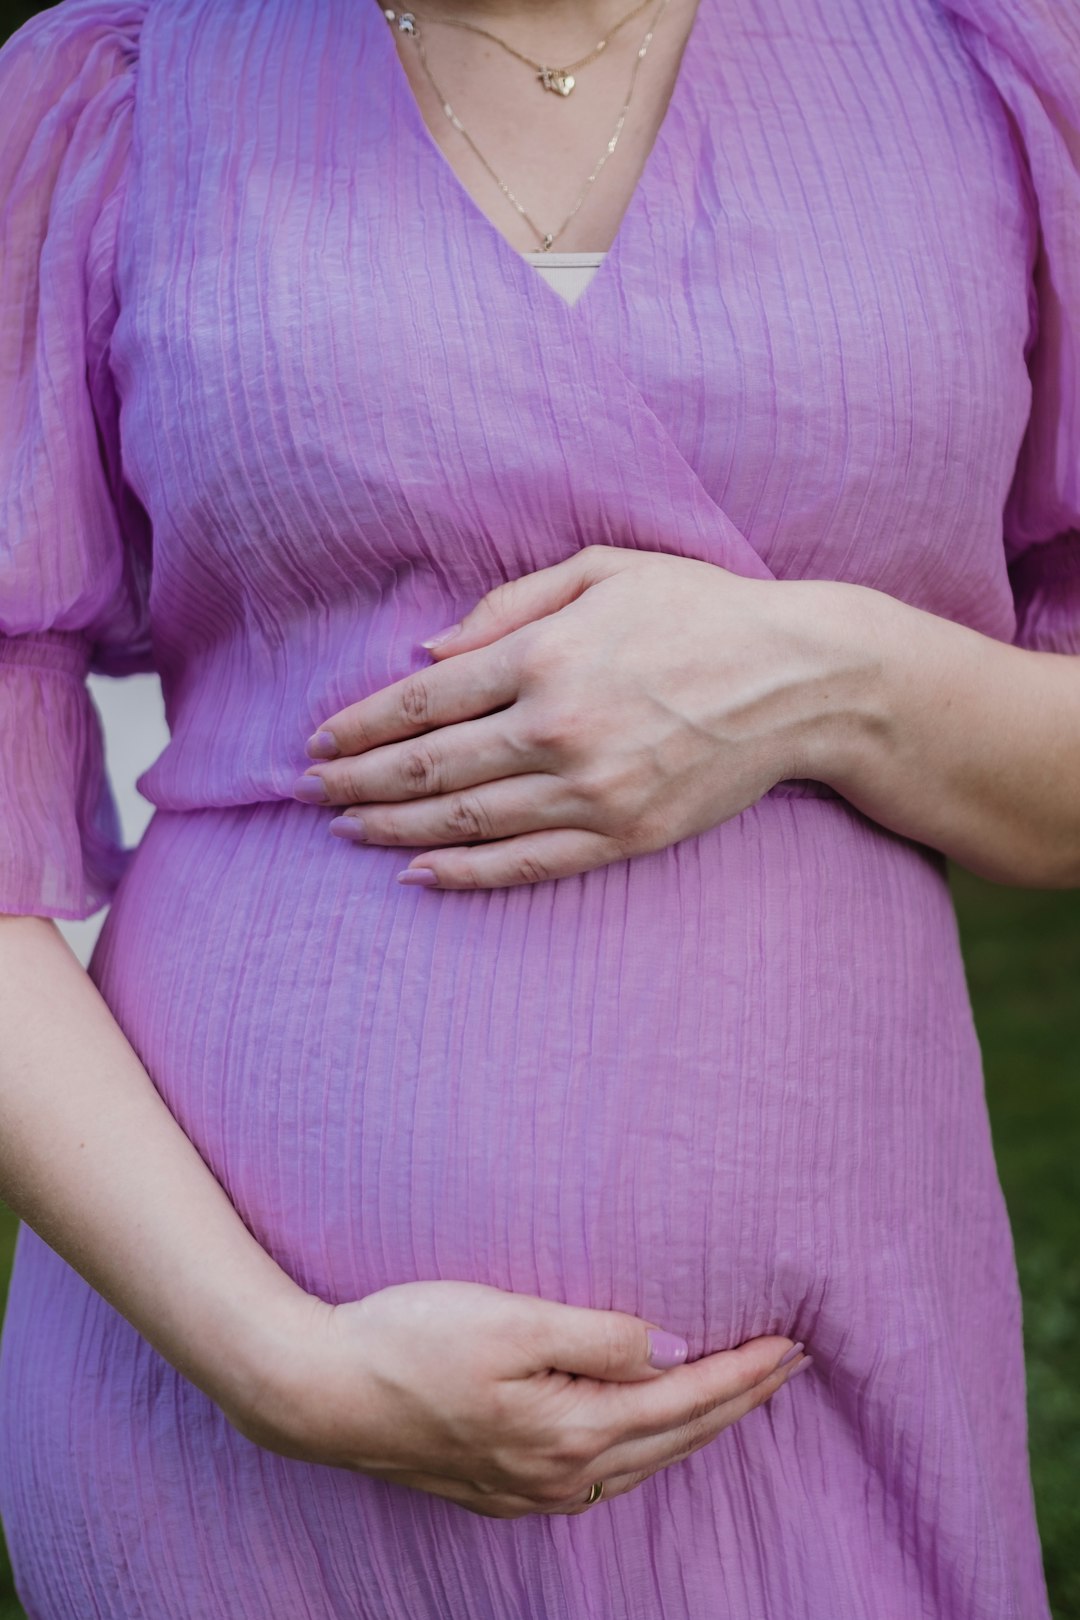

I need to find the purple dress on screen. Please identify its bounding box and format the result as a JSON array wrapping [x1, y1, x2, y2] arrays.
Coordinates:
[[0, 0, 1076, 1613]]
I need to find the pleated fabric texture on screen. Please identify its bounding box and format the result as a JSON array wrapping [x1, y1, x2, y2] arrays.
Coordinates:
[[0, 0, 1075, 1614]]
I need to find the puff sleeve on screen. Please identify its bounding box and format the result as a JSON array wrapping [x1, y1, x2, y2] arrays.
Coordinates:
[[943, 0, 1080, 655], [0, 1, 153, 920]]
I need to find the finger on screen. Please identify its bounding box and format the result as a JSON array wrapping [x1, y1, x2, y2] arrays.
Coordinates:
[[395, 827, 630, 889], [418, 546, 623, 661], [364, 1466, 609, 1521], [551, 1470, 646, 1514], [329, 775, 582, 849], [527, 1465, 661, 1516], [552, 1375, 821, 1514], [364, 1467, 540, 1519], [369, 1459, 666, 1520], [498, 1301, 693, 1383], [551, 1462, 702, 1515], [305, 641, 521, 762], [580, 1353, 813, 1483], [300, 711, 546, 807], [579, 1336, 806, 1445], [391, 1356, 811, 1519]]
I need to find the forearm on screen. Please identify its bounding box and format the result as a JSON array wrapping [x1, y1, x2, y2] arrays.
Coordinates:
[[799, 582, 1080, 887], [0, 913, 311, 1426]]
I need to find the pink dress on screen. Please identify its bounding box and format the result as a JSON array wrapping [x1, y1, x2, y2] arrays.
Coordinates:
[[1, 0, 1077, 1614]]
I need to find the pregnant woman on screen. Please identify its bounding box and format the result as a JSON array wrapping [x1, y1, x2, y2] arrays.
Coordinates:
[[0, 0, 1077, 1613]]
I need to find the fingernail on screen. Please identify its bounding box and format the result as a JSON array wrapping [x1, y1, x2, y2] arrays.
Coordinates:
[[306, 729, 340, 760], [330, 815, 367, 841], [784, 1355, 814, 1380], [774, 1341, 805, 1371], [419, 623, 461, 650], [292, 774, 329, 803], [647, 1330, 689, 1369], [397, 868, 438, 886]]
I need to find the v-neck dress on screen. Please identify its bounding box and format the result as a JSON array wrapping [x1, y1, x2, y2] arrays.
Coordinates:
[[0, 0, 1075, 1615]]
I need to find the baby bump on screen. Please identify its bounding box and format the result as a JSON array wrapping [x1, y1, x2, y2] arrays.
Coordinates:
[[91, 793, 990, 1359]]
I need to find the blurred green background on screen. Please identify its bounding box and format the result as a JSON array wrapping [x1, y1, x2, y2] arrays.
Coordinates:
[[1, 869, 1078, 1616], [0, 1, 1077, 1615]]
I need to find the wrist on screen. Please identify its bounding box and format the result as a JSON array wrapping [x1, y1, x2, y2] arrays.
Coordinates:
[[209, 1275, 332, 1449], [779, 579, 897, 789]]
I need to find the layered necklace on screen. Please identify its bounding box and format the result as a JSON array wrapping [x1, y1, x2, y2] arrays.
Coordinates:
[[381, 0, 672, 251], [412, 0, 657, 97]]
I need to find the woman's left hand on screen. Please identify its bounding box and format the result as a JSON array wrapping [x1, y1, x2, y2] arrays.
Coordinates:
[[293, 545, 878, 888]]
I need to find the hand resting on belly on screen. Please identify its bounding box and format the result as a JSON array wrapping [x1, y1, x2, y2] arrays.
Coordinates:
[[235, 1278, 811, 1518], [293, 544, 862, 886], [294, 540, 1080, 890]]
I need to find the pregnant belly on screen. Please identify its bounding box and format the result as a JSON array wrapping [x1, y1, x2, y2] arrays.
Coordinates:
[[90, 790, 990, 1360]]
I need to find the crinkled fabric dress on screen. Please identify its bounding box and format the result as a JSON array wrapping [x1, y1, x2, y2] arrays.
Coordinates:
[[0, 0, 1076, 1614]]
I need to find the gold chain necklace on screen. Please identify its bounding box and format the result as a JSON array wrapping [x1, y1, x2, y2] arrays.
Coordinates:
[[382, 0, 671, 252], [418, 0, 656, 97]]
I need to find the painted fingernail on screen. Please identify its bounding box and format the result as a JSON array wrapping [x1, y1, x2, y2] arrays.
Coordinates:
[[306, 729, 340, 760], [774, 1341, 805, 1371], [419, 623, 461, 650], [784, 1355, 814, 1380], [330, 815, 367, 841], [292, 774, 330, 803], [397, 868, 438, 886], [647, 1330, 689, 1369]]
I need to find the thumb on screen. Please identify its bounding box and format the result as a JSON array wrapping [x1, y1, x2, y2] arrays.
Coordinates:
[[524, 1299, 690, 1382], [418, 546, 620, 659]]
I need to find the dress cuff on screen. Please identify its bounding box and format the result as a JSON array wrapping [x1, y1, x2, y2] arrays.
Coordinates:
[[0, 630, 128, 920]]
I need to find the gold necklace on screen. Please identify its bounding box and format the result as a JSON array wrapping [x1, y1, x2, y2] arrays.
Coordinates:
[[419, 0, 656, 98], [382, 0, 671, 252]]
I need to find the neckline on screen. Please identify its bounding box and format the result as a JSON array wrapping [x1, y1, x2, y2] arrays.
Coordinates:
[[372, 0, 705, 324]]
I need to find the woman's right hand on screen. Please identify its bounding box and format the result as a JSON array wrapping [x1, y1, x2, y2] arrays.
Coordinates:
[[231, 1280, 811, 1518]]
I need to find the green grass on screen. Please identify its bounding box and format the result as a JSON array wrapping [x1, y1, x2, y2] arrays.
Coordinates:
[[0, 866, 1077, 1616], [949, 867, 1080, 1617]]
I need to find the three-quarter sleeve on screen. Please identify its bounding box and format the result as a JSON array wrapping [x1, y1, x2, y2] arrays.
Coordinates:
[[944, 0, 1080, 655], [0, 1, 153, 920]]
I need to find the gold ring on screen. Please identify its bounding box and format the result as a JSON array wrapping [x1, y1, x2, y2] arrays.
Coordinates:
[[584, 1480, 605, 1506]]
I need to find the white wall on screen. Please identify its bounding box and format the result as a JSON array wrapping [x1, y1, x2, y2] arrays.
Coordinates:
[[57, 676, 170, 969]]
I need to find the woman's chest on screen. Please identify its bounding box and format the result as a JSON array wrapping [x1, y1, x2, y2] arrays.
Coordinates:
[[114, 0, 1037, 630]]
